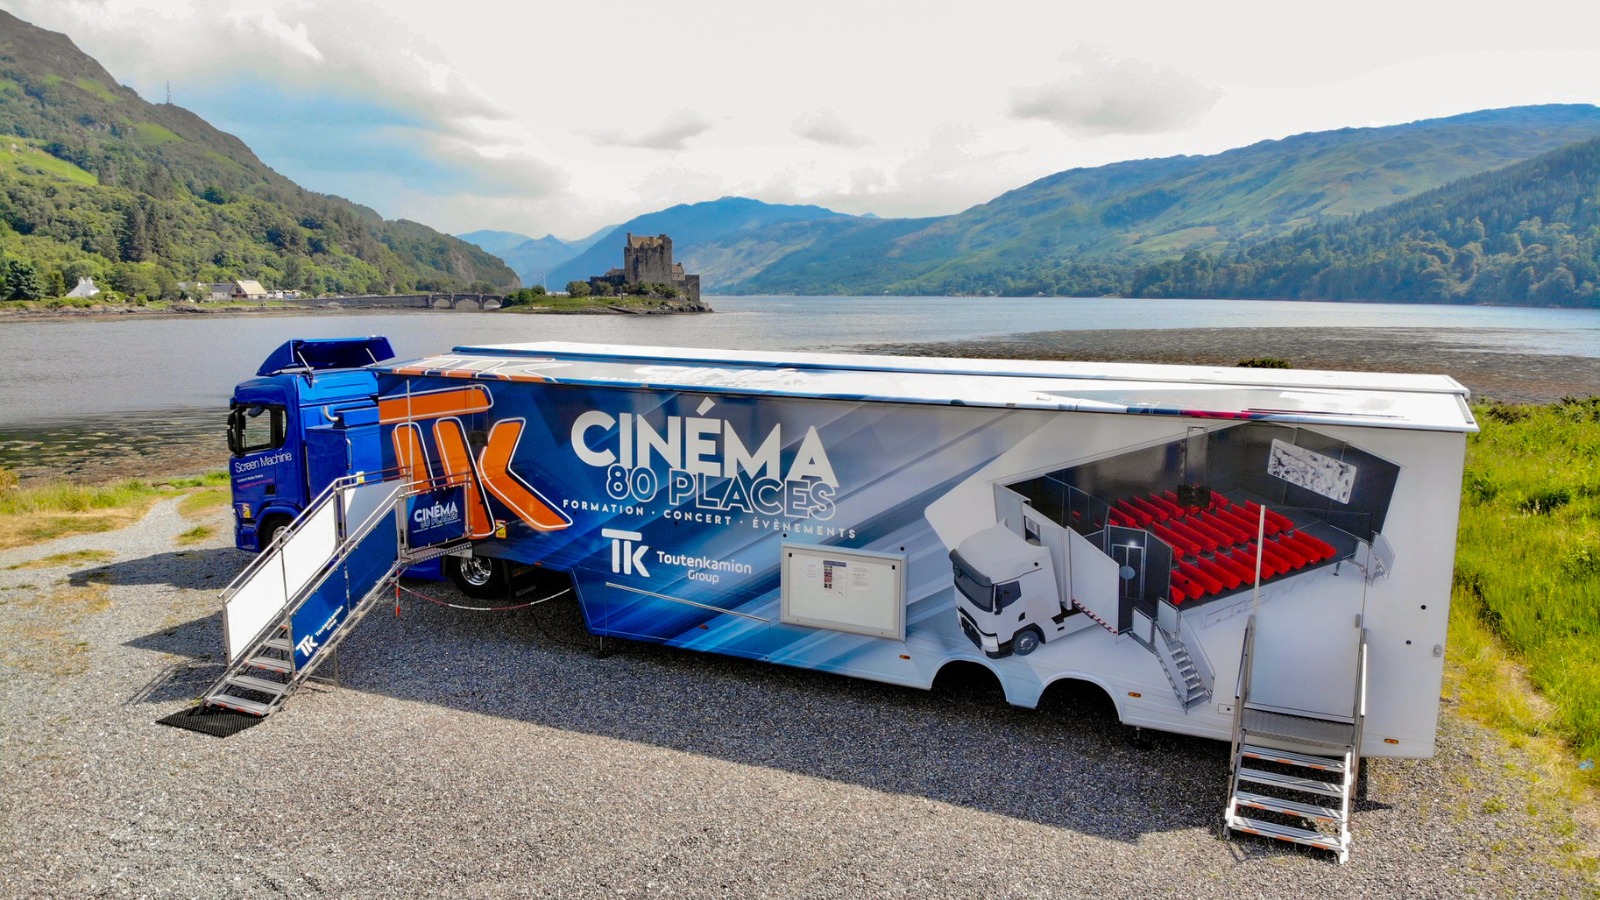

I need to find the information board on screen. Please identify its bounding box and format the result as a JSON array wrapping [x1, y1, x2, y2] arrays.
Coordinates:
[[779, 543, 906, 640]]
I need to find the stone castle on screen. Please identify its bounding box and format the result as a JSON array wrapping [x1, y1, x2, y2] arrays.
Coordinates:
[[589, 233, 701, 302]]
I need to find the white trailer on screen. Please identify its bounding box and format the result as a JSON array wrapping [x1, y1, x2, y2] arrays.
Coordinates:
[[207, 342, 1477, 862]]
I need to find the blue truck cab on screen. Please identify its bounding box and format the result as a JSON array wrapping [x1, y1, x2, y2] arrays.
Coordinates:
[[227, 337, 395, 552]]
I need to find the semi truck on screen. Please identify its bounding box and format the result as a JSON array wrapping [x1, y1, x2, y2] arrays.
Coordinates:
[[214, 336, 1476, 861]]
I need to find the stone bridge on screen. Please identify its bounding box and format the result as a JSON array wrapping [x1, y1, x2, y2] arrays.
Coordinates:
[[309, 293, 503, 310]]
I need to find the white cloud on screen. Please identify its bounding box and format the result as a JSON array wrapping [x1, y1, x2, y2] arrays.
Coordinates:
[[793, 110, 871, 149], [584, 110, 714, 152], [5, 0, 1598, 240], [1009, 46, 1221, 136]]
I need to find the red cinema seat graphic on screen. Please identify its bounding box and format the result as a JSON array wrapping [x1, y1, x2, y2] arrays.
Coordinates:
[[479, 419, 572, 532], [432, 418, 495, 538]]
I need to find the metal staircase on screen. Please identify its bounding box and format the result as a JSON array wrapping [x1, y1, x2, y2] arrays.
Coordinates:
[[1155, 626, 1211, 709], [1223, 615, 1369, 862], [202, 473, 466, 718]]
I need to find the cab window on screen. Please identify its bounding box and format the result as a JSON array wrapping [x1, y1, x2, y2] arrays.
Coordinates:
[[229, 404, 286, 456]]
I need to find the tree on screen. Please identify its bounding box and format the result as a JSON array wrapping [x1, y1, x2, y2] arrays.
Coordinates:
[[43, 269, 67, 298], [502, 287, 549, 307], [118, 202, 150, 262], [565, 280, 591, 298], [5, 258, 43, 300]]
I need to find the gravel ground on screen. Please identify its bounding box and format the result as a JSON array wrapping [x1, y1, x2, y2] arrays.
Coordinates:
[[0, 502, 1593, 898]]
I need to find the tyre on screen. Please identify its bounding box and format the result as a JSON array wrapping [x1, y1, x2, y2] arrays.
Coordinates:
[[257, 516, 290, 551], [1013, 626, 1042, 656], [449, 555, 508, 599]]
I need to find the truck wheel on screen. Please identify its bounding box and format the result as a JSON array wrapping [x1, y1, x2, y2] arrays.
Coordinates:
[[1014, 627, 1043, 656], [258, 516, 290, 551], [449, 555, 507, 599]]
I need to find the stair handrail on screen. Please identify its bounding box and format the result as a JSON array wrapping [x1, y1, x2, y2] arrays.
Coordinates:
[[1179, 617, 1216, 695], [1223, 613, 1256, 837], [270, 479, 410, 636], [203, 486, 413, 714], [220, 467, 405, 598], [1351, 625, 1369, 752], [220, 478, 408, 673]]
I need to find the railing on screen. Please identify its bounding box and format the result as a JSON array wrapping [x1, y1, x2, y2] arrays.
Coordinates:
[[220, 471, 412, 663], [274, 480, 408, 668]]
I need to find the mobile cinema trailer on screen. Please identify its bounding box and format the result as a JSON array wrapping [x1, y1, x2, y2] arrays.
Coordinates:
[[207, 341, 1477, 861]]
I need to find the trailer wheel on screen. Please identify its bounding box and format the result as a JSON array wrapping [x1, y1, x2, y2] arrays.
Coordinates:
[[1013, 626, 1043, 656], [449, 555, 508, 599]]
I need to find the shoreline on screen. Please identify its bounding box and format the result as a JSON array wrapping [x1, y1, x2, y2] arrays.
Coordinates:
[[4, 324, 1594, 486], [865, 325, 1600, 405], [0, 300, 714, 322]]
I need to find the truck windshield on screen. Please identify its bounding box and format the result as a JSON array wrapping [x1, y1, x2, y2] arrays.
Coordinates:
[[952, 560, 995, 613], [228, 404, 285, 456]]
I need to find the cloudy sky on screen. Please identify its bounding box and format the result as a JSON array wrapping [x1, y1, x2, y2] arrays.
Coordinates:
[[7, 0, 1598, 240]]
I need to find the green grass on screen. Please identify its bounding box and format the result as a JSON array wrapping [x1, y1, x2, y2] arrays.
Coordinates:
[[72, 77, 118, 103], [5, 549, 113, 571], [131, 122, 181, 145], [0, 140, 98, 186], [502, 294, 691, 313], [0, 468, 228, 550], [176, 524, 215, 546], [1452, 398, 1600, 773]]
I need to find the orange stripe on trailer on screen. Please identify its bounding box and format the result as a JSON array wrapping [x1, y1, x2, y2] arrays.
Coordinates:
[[432, 419, 495, 538], [391, 423, 432, 492], [479, 419, 572, 532], [377, 385, 493, 423]]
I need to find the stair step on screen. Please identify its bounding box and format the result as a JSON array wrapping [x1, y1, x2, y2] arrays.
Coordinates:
[[262, 637, 292, 652], [1238, 767, 1345, 798], [1241, 743, 1348, 772], [1234, 790, 1346, 824], [245, 655, 292, 674], [1242, 707, 1353, 748], [1226, 814, 1346, 853], [207, 693, 272, 716], [225, 673, 289, 696]]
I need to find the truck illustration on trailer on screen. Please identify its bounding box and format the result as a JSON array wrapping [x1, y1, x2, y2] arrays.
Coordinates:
[[212, 338, 1476, 862]]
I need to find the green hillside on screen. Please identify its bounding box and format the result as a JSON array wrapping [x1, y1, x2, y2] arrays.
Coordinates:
[[0, 10, 516, 300], [1129, 136, 1600, 307], [717, 105, 1600, 297]]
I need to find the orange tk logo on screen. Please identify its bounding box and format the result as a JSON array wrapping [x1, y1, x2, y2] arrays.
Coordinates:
[[378, 386, 572, 535]]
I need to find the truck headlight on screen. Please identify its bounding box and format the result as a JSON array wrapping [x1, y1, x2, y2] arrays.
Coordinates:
[[981, 635, 999, 651]]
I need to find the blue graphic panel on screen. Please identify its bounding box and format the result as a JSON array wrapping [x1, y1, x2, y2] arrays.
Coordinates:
[[407, 486, 467, 546], [290, 510, 398, 667]]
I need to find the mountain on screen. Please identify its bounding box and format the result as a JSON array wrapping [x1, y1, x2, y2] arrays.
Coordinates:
[[0, 10, 517, 298], [1125, 135, 1600, 307], [456, 229, 536, 256], [716, 105, 1600, 296], [546, 197, 855, 288], [458, 231, 583, 287]]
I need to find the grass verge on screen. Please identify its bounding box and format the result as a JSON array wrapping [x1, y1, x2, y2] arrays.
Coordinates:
[[5, 549, 113, 571], [1452, 398, 1600, 772], [1444, 398, 1599, 875], [176, 524, 215, 546], [0, 469, 228, 551]]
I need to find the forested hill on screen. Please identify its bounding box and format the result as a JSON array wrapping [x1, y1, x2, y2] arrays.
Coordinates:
[[0, 10, 516, 299], [712, 105, 1600, 298], [1127, 136, 1600, 307]]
